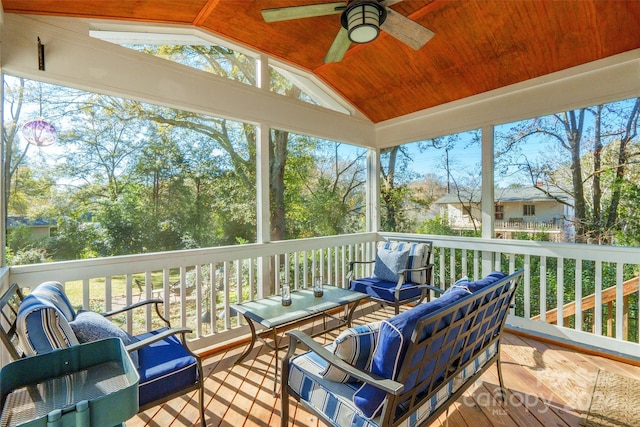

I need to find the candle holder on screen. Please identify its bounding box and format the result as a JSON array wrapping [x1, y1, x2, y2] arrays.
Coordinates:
[[281, 283, 292, 306], [313, 276, 324, 297]]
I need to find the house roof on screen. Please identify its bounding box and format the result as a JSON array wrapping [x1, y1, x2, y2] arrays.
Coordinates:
[[2, 0, 639, 124], [7, 216, 52, 228], [434, 186, 570, 205]]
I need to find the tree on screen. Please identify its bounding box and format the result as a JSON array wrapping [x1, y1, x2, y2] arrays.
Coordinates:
[[288, 140, 366, 237], [496, 98, 640, 243]]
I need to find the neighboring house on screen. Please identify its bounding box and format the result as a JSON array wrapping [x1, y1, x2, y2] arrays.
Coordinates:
[[6, 216, 53, 241], [433, 186, 575, 242]]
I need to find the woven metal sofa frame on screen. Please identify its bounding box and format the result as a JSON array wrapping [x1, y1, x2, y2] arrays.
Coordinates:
[[0, 282, 206, 426], [281, 269, 524, 427]]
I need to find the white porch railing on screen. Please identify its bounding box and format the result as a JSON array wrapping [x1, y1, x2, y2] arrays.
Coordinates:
[[2, 232, 639, 363], [494, 219, 563, 232]]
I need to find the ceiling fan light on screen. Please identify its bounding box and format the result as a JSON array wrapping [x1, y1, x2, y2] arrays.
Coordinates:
[[344, 2, 386, 44]]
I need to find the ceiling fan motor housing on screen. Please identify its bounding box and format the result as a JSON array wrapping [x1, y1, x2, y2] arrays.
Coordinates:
[[341, 0, 388, 44]]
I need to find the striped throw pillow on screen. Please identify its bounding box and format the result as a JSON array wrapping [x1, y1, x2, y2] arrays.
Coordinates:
[[321, 322, 381, 383]]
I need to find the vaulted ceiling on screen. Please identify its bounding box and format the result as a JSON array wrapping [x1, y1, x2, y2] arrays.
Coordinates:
[[3, 0, 640, 123]]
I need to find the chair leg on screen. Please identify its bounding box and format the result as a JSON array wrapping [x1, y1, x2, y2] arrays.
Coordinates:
[[199, 382, 206, 426], [280, 387, 289, 427], [196, 359, 206, 426], [496, 353, 506, 402]]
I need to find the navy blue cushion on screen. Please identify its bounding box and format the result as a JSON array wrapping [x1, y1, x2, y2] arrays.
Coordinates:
[[350, 278, 423, 303], [353, 288, 470, 418], [135, 328, 199, 407], [467, 271, 506, 292]]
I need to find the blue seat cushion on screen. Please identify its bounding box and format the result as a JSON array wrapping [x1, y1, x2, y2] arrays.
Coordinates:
[[350, 278, 423, 303], [135, 328, 199, 407]]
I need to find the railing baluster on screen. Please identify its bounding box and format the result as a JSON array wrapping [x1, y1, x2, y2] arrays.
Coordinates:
[[439, 247, 445, 287], [616, 263, 624, 339], [180, 266, 188, 327], [473, 250, 479, 280], [557, 257, 564, 327], [461, 249, 468, 278], [105, 276, 113, 313], [294, 252, 300, 290], [575, 260, 583, 332], [195, 264, 203, 338], [524, 254, 531, 319], [540, 256, 546, 322], [449, 248, 456, 284], [223, 261, 232, 330], [595, 261, 602, 335]]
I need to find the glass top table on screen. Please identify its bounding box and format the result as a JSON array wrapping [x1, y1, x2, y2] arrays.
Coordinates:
[[230, 285, 369, 395]]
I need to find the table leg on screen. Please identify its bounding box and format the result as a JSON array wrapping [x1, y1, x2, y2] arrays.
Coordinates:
[[233, 315, 257, 366], [346, 300, 363, 327], [272, 327, 279, 397]]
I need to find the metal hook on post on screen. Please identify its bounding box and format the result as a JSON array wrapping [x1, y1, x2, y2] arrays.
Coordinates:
[[37, 37, 45, 71]]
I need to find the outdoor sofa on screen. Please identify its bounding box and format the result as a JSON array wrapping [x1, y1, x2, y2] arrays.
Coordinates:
[[281, 269, 524, 427]]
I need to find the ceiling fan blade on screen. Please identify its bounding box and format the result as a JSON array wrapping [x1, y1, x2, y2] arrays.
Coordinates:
[[381, 8, 435, 50], [262, 2, 346, 23], [324, 27, 351, 63]]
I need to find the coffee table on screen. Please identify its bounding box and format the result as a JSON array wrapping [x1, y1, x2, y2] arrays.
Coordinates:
[[230, 285, 369, 395]]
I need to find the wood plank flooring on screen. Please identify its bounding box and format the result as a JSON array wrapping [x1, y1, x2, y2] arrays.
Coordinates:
[[125, 306, 640, 427]]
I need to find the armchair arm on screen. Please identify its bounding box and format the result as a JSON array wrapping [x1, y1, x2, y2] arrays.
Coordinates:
[[397, 262, 434, 276], [102, 298, 170, 328], [125, 326, 193, 353], [102, 298, 164, 317], [284, 329, 404, 395], [348, 260, 375, 271], [422, 284, 447, 295], [347, 259, 375, 281]]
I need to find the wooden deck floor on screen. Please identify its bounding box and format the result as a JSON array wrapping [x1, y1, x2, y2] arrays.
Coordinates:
[[126, 306, 640, 427]]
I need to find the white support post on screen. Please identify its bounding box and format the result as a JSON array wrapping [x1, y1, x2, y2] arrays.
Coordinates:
[[256, 123, 271, 298], [481, 125, 495, 276], [366, 148, 380, 233]]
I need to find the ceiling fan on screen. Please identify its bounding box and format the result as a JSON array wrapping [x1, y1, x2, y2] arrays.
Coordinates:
[[261, 0, 435, 63]]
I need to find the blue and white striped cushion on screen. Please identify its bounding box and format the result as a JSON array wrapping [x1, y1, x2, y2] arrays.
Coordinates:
[[30, 281, 77, 321], [322, 322, 381, 383], [289, 351, 378, 427], [17, 297, 79, 356], [16, 281, 79, 356]]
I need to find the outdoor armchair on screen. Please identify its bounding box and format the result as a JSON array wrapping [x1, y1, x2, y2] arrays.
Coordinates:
[[0, 281, 206, 426], [347, 240, 439, 314]]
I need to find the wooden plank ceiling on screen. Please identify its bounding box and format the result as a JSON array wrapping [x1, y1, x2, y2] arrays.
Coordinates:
[[3, 0, 640, 123]]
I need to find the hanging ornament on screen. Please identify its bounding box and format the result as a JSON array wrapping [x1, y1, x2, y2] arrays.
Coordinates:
[[21, 118, 57, 146]]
